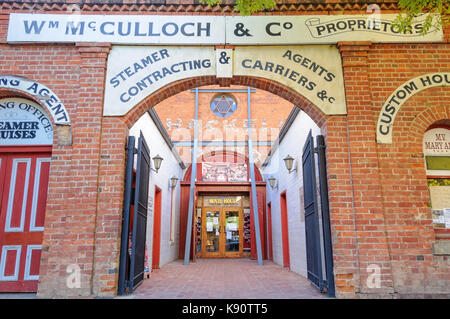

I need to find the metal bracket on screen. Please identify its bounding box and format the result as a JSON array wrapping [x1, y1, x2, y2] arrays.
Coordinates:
[[125, 146, 138, 155], [313, 144, 326, 154]]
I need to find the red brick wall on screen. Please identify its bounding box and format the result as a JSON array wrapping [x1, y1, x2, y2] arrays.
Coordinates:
[[153, 86, 293, 165], [369, 42, 450, 296]]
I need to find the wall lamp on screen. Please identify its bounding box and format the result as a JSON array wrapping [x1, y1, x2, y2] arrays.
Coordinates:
[[151, 154, 163, 173], [170, 176, 179, 188], [267, 176, 278, 190], [283, 155, 297, 173]]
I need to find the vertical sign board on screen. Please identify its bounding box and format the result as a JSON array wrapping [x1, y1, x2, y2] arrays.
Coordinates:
[[0, 98, 52, 292]]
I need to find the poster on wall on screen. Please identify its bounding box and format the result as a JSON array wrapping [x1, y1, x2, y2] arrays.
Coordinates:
[[432, 209, 445, 227], [0, 98, 53, 146], [423, 128, 450, 156], [445, 209, 450, 229]]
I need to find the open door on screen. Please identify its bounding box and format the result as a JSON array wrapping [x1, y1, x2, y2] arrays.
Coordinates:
[[302, 130, 335, 297], [302, 130, 323, 291], [118, 132, 151, 295]]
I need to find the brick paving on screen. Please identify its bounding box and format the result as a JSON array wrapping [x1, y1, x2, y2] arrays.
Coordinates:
[[129, 258, 328, 299]]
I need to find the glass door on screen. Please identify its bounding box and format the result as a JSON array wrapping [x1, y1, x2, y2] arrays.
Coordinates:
[[202, 208, 221, 257], [201, 206, 244, 258], [223, 208, 243, 257]]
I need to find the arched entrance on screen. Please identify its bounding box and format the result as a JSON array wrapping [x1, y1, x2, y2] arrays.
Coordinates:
[[108, 72, 341, 298]]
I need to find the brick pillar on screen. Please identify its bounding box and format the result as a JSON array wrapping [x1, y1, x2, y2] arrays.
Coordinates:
[[322, 115, 359, 298], [37, 43, 111, 298], [337, 42, 395, 296]]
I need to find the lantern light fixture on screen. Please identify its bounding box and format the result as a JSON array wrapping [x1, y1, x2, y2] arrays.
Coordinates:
[[151, 154, 163, 173], [170, 176, 179, 188], [283, 154, 297, 173], [267, 176, 277, 190]]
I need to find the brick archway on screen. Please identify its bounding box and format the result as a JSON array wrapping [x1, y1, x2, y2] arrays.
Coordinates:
[[408, 105, 450, 148], [93, 74, 353, 298], [122, 75, 329, 129]]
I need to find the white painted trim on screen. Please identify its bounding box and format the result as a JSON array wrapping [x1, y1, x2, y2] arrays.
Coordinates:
[[0, 245, 22, 281], [30, 158, 51, 232], [23, 245, 41, 281], [5, 158, 31, 232]]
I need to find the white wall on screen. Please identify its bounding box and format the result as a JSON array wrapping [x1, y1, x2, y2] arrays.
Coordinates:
[[262, 110, 321, 277], [129, 113, 184, 269]]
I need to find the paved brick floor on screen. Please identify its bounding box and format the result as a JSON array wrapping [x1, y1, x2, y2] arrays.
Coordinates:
[[130, 258, 328, 299]]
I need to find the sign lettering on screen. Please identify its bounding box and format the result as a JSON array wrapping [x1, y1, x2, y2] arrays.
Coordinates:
[[0, 98, 53, 146], [424, 128, 450, 156], [0, 75, 70, 125], [104, 47, 216, 116], [376, 73, 450, 144], [8, 13, 443, 45], [234, 46, 346, 114]]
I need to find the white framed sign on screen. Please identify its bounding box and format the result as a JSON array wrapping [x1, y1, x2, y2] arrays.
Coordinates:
[[103, 46, 216, 116], [7, 13, 443, 45], [103, 45, 346, 116], [0, 98, 53, 146], [234, 46, 346, 114], [424, 128, 450, 156], [226, 14, 443, 44], [7, 13, 226, 45]]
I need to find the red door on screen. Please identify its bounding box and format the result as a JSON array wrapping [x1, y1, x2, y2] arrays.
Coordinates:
[[152, 186, 162, 269], [0, 148, 51, 292], [280, 192, 290, 269]]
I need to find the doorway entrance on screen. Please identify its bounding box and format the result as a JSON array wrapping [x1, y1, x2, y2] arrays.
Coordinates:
[[201, 207, 243, 258], [0, 147, 52, 292]]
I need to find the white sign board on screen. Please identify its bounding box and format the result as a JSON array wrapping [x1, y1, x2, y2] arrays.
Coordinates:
[[445, 208, 450, 229], [234, 46, 346, 114], [423, 128, 450, 156], [226, 15, 443, 44], [103, 46, 216, 116], [103, 45, 346, 116], [7, 14, 225, 45], [7, 13, 443, 45], [0, 98, 53, 146], [216, 48, 233, 78], [0, 75, 70, 125]]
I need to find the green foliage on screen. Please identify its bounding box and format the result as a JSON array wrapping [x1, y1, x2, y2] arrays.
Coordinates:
[[199, 0, 276, 15], [394, 0, 449, 34], [428, 178, 450, 186], [199, 0, 448, 34]]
